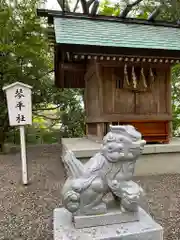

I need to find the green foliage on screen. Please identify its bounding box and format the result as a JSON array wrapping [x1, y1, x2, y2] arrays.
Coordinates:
[[0, 0, 86, 150], [5, 127, 60, 145], [171, 64, 180, 136], [0, 0, 53, 94], [99, 0, 180, 20], [60, 89, 85, 138], [47, 88, 85, 138], [0, 0, 53, 147], [99, 0, 121, 16]]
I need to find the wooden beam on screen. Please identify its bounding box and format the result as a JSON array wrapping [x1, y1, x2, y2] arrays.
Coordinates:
[[62, 63, 85, 72], [60, 43, 180, 60], [86, 114, 172, 123], [99, 61, 170, 69]]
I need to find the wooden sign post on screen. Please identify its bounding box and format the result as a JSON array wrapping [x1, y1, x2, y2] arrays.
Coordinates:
[[3, 82, 33, 185]]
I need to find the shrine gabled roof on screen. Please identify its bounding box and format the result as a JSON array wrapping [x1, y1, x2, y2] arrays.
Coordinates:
[[54, 16, 180, 51]]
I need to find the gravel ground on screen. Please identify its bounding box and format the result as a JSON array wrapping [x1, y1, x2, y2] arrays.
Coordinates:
[[0, 144, 180, 239], [0, 144, 65, 240], [135, 174, 180, 240]]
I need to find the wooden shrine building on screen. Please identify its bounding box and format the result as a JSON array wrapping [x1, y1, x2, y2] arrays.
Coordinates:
[[38, 10, 180, 143]]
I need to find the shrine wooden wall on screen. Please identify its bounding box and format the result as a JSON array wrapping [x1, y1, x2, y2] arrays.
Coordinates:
[[102, 64, 171, 116], [85, 61, 172, 143]]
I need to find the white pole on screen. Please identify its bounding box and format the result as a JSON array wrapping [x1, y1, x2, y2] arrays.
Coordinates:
[[20, 126, 28, 185]]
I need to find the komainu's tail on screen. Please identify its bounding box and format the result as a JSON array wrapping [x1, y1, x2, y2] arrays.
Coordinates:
[[63, 150, 85, 178]]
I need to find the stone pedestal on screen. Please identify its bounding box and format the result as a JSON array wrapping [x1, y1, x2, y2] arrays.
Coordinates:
[[74, 208, 139, 229], [53, 207, 163, 240]]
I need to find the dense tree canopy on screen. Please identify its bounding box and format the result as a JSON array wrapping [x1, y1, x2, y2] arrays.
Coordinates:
[[0, 0, 51, 149]]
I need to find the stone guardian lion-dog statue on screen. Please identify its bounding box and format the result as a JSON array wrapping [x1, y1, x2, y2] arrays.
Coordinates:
[[62, 125, 146, 216]]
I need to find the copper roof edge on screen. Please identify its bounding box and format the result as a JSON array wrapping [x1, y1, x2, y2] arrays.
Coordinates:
[[37, 8, 180, 28]]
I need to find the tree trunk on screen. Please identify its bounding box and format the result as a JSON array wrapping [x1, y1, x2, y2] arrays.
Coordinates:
[[0, 132, 6, 152], [0, 114, 9, 152], [0, 85, 9, 152]]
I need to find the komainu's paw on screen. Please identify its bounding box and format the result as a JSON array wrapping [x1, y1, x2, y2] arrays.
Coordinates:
[[63, 190, 80, 213]]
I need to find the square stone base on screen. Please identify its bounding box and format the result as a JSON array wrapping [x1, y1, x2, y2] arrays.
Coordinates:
[[73, 208, 139, 229], [53, 207, 163, 240]]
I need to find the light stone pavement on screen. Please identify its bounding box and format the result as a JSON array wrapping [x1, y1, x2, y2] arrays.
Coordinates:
[[0, 144, 179, 239]]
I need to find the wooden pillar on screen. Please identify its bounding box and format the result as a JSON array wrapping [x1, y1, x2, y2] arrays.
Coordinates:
[[166, 66, 172, 142], [85, 61, 104, 139]]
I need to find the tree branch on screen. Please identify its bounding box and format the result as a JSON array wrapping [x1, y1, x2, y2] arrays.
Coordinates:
[[33, 113, 61, 121], [148, 5, 161, 21], [91, 0, 99, 15], [57, 0, 70, 12], [148, 0, 167, 21], [80, 0, 89, 14], [87, 0, 95, 8], [33, 106, 60, 111], [39, 69, 54, 78], [119, 0, 144, 18], [73, 0, 80, 12]]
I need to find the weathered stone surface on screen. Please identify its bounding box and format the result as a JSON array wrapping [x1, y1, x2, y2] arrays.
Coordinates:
[[53, 207, 163, 240], [73, 208, 139, 229]]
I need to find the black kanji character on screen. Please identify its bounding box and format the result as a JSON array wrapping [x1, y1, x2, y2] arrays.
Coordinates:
[[15, 88, 24, 99], [15, 101, 25, 111], [16, 114, 26, 123]]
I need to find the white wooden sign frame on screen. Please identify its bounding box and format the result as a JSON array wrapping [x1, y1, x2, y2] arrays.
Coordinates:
[[3, 82, 33, 185]]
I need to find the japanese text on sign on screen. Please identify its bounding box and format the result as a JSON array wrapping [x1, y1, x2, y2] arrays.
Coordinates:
[[15, 88, 25, 99], [3, 82, 32, 126], [15, 88, 26, 124]]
